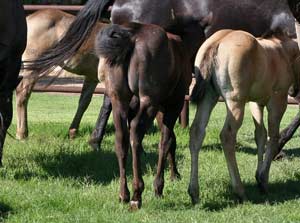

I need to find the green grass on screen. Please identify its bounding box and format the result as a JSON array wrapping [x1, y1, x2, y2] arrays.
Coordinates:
[[1, 92, 300, 222]]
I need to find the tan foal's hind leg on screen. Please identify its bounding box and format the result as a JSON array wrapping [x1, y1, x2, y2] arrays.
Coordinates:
[[256, 95, 287, 193], [249, 102, 267, 179], [188, 84, 218, 204], [220, 100, 246, 201]]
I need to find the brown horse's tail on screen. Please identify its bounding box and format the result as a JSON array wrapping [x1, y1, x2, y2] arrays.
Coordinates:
[[95, 24, 135, 66], [24, 0, 112, 76], [190, 44, 219, 103]]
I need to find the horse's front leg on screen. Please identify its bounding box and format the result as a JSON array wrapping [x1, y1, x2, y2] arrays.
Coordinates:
[[0, 91, 13, 167], [111, 96, 130, 203], [1, 56, 22, 165], [256, 94, 287, 193], [129, 97, 156, 209]]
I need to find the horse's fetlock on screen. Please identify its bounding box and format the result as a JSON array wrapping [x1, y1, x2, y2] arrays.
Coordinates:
[[153, 177, 164, 196]]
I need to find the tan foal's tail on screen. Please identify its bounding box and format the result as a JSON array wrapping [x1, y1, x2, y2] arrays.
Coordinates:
[[190, 44, 219, 103]]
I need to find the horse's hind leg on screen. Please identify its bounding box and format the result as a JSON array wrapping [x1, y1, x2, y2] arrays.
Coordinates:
[[153, 85, 190, 198], [167, 131, 180, 180], [69, 78, 97, 139], [156, 112, 180, 181], [129, 98, 157, 209], [256, 95, 287, 193], [88, 94, 112, 151], [220, 100, 246, 201], [111, 97, 131, 203], [153, 109, 178, 198], [249, 102, 267, 179], [188, 84, 218, 204], [15, 73, 37, 139]]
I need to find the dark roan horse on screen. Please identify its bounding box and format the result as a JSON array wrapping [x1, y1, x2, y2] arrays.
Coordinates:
[[25, 0, 295, 205], [0, 0, 27, 166], [275, 0, 300, 157]]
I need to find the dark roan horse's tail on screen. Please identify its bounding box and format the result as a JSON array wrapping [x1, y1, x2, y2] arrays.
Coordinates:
[[24, 0, 111, 75], [95, 24, 135, 66]]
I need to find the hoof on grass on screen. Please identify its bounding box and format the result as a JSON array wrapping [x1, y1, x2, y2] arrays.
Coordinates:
[[129, 200, 141, 211], [188, 186, 199, 205], [255, 173, 268, 194], [273, 151, 287, 161], [170, 171, 181, 181], [16, 131, 28, 140], [119, 194, 130, 204], [88, 138, 100, 151], [68, 128, 77, 140]]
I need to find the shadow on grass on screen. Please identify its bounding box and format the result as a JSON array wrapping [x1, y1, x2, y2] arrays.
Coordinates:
[[76, 123, 160, 138], [202, 178, 300, 212], [202, 142, 300, 158], [202, 143, 257, 156], [283, 147, 300, 158], [24, 144, 183, 186], [0, 202, 13, 220]]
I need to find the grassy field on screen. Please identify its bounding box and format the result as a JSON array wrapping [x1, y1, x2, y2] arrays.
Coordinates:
[[0, 92, 300, 223]]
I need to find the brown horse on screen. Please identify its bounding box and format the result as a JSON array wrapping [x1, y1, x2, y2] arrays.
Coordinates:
[[17, 9, 108, 142], [188, 29, 300, 203], [0, 0, 27, 166], [95, 18, 207, 208]]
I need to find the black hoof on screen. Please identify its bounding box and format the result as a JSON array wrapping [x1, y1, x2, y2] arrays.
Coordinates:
[[188, 186, 199, 205], [256, 173, 268, 194], [273, 151, 287, 161], [88, 138, 100, 151], [170, 171, 181, 181]]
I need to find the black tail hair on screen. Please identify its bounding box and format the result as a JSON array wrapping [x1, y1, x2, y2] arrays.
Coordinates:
[[190, 66, 206, 103], [24, 0, 112, 76], [95, 24, 135, 66], [190, 43, 219, 103]]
